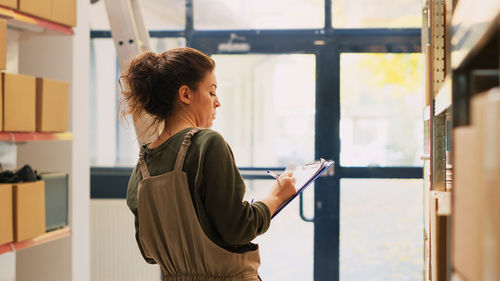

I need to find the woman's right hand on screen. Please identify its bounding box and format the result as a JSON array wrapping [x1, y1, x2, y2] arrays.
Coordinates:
[[260, 171, 296, 216]]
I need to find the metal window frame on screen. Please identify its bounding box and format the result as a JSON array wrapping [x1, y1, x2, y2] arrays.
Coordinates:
[[90, 1, 422, 280]]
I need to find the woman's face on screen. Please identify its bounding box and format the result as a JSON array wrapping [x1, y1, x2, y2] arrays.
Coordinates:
[[191, 71, 220, 128]]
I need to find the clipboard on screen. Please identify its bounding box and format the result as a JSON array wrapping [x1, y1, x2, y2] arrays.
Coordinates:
[[271, 158, 335, 219]]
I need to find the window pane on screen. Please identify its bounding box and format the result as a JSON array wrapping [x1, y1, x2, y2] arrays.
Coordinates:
[[340, 53, 423, 167], [340, 179, 424, 281], [90, 38, 186, 166], [212, 54, 316, 167], [332, 0, 422, 28], [245, 180, 314, 281], [90, 0, 185, 30], [195, 0, 324, 30]]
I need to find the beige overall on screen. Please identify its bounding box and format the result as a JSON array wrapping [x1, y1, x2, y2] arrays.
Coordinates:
[[137, 128, 262, 281]]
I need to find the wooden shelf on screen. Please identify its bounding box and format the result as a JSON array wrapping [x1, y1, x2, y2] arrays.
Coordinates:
[[0, 132, 73, 142], [451, 0, 500, 69], [0, 5, 73, 35], [0, 227, 71, 255], [434, 76, 452, 116]]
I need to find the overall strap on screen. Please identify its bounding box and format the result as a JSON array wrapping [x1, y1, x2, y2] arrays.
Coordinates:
[[174, 127, 201, 171], [139, 145, 151, 179]]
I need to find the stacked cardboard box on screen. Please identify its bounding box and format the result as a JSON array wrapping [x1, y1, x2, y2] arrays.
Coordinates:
[[36, 78, 69, 132], [0, 184, 13, 245], [51, 0, 76, 27], [1, 73, 69, 133], [0, 19, 6, 71], [18, 0, 76, 27], [13, 181, 46, 242], [0, 0, 16, 9], [18, 0, 51, 20], [1, 0, 75, 27], [2, 73, 36, 132], [452, 88, 500, 280]]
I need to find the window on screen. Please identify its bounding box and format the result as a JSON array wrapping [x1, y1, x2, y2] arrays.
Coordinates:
[[212, 54, 316, 167], [340, 179, 424, 281], [340, 53, 424, 167], [194, 0, 324, 30], [332, 0, 422, 28], [90, 0, 186, 30]]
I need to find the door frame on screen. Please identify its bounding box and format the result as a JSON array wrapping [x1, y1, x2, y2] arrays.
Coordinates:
[[90, 1, 422, 279]]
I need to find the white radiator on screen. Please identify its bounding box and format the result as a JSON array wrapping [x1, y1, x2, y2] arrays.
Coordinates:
[[91, 199, 160, 281]]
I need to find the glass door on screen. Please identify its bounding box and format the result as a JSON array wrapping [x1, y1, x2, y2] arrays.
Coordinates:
[[210, 54, 316, 280], [338, 52, 424, 280]]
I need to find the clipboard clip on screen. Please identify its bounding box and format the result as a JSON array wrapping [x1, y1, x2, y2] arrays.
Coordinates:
[[320, 164, 335, 177]]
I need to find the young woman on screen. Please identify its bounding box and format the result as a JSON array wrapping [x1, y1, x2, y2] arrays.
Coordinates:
[[122, 47, 296, 280]]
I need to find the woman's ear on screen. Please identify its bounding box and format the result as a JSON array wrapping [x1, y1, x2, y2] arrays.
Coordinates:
[[178, 85, 192, 105]]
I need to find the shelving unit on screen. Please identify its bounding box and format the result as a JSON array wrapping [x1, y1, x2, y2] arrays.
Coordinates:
[[424, 0, 500, 280], [0, 5, 73, 35], [0, 132, 73, 142], [0, 227, 71, 255], [422, 1, 454, 280], [0, 1, 90, 281]]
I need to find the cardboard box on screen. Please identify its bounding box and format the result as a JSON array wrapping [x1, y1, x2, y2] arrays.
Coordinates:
[[51, 0, 76, 27], [0, 0, 17, 9], [13, 181, 45, 242], [0, 184, 13, 245], [472, 89, 500, 280], [0, 19, 6, 71], [3, 73, 36, 132], [18, 0, 52, 20], [452, 126, 483, 281], [36, 78, 69, 132], [0, 73, 3, 132]]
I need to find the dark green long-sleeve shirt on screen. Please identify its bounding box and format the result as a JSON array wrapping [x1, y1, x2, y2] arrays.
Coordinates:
[[127, 128, 271, 263]]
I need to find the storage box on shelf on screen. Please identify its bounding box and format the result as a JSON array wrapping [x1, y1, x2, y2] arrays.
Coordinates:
[[41, 172, 69, 231], [13, 180, 46, 242], [0, 183, 13, 245], [2, 72, 36, 132], [0, 0, 16, 9], [0, 3, 74, 35], [471, 89, 500, 280], [36, 78, 69, 132], [0, 171, 69, 253], [452, 126, 482, 281], [0, 18, 6, 70], [18, 0, 51, 21], [51, 0, 76, 27]]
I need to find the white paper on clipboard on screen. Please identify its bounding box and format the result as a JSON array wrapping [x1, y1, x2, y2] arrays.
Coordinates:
[[272, 158, 334, 218]]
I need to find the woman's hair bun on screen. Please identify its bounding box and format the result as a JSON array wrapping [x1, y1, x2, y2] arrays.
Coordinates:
[[119, 48, 215, 136]]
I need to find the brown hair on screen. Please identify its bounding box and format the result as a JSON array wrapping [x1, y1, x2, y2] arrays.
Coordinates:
[[119, 47, 215, 133]]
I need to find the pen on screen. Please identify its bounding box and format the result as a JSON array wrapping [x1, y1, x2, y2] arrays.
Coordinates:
[[266, 170, 279, 179]]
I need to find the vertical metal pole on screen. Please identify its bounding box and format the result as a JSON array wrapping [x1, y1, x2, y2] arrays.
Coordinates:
[[185, 0, 194, 47], [325, 0, 333, 30], [314, 48, 340, 281]]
